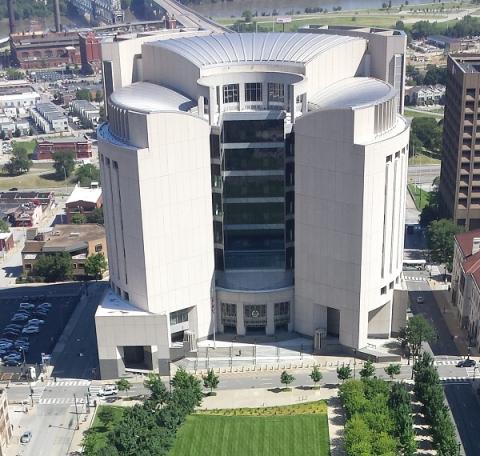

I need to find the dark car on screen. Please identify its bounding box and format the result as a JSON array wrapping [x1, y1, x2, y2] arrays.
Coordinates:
[[457, 359, 477, 368], [3, 359, 22, 367], [9, 187, 18, 191]]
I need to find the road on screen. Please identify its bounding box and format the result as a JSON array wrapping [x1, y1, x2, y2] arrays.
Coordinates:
[[408, 164, 441, 186]]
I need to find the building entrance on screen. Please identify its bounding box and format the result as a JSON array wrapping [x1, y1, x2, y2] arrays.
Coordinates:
[[244, 304, 267, 333]]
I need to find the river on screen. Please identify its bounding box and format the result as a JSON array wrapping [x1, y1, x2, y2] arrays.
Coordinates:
[[189, 0, 458, 18]]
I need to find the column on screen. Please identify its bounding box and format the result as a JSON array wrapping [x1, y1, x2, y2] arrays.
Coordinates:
[[239, 83, 245, 111], [236, 303, 246, 336], [266, 302, 275, 336], [209, 86, 217, 125], [198, 96, 204, 118], [301, 92, 308, 114], [289, 85, 296, 123]]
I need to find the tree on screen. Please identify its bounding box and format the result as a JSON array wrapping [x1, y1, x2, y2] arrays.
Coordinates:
[[33, 252, 73, 282], [84, 253, 108, 280], [71, 213, 87, 224], [411, 117, 442, 156], [95, 90, 104, 102], [87, 207, 104, 225], [399, 315, 436, 364], [170, 368, 203, 406], [280, 370, 294, 390], [0, 219, 9, 233], [98, 406, 115, 424], [75, 164, 100, 187], [359, 359, 375, 379], [116, 378, 132, 396], [3, 145, 31, 175], [53, 150, 75, 179], [337, 365, 352, 382], [419, 190, 441, 228], [309, 365, 323, 388], [202, 369, 219, 395], [384, 363, 401, 380], [144, 373, 170, 406], [427, 218, 463, 269], [241, 9, 252, 22], [76, 88, 91, 101]]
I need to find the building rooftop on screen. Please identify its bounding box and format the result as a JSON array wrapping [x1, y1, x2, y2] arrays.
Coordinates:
[[96, 288, 152, 317], [456, 229, 480, 257], [110, 82, 195, 114], [151, 32, 360, 68], [38, 136, 89, 144], [66, 186, 102, 205], [427, 35, 462, 45], [309, 77, 396, 111], [22, 224, 105, 254]]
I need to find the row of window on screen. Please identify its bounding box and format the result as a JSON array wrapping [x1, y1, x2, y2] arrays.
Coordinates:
[[170, 309, 189, 326], [222, 83, 285, 105]]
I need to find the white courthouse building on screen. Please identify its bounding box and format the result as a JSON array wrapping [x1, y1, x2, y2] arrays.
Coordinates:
[[96, 27, 410, 378]]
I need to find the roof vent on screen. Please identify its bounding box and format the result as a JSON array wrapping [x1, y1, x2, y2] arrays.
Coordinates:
[[473, 237, 480, 256], [69, 232, 80, 237]]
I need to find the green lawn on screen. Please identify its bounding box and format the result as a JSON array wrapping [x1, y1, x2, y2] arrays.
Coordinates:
[[408, 183, 432, 211], [84, 406, 125, 452], [408, 152, 441, 166], [170, 402, 330, 456], [404, 107, 444, 120]]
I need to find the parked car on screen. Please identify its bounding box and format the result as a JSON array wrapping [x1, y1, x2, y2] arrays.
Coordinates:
[[20, 431, 32, 443], [5, 324, 23, 330], [97, 385, 118, 397], [39, 302, 52, 309], [3, 359, 22, 367], [33, 308, 48, 317], [28, 319, 44, 326], [416, 296, 425, 304], [19, 303, 34, 310], [11, 314, 29, 322], [0, 341, 13, 350], [22, 326, 39, 335], [456, 359, 477, 368]]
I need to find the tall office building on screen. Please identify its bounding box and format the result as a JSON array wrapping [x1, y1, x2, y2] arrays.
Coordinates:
[[440, 54, 480, 230], [96, 28, 409, 379]]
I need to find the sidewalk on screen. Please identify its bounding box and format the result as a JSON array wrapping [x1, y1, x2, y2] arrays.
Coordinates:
[[431, 288, 477, 356]]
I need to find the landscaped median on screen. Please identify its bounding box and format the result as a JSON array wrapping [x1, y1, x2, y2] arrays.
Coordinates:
[[170, 402, 330, 456]]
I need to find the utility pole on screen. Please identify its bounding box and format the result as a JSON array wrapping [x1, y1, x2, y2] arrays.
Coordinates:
[[353, 349, 357, 379], [73, 393, 79, 430]]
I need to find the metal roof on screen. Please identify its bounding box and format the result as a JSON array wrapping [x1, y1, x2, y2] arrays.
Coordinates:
[[151, 32, 360, 67], [309, 77, 396, 110], [110, 82, 195, 113]]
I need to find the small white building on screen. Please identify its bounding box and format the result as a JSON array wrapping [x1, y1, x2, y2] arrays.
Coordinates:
[[405, 84, 445, 106], [0, 81, 40, 115]]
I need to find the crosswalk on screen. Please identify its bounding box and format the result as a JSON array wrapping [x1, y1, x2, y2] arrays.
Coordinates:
[[39, 397, 87, 405], [440, 367, 476, 382], [31, 386, 45, 403], [88, 384, 102, 396], [403, 276, 427, 282], [45, 379, 90, 387], [435, 360, 461, 366]]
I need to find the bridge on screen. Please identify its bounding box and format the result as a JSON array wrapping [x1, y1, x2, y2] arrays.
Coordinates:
[[150, 0, 230, 34]]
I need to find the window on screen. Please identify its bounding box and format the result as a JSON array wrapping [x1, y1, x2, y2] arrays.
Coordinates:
[[78, 263, 85, 269], [268, 83, 284, 103], [170, 309, 189, 326], [245, 83, 262, 102], [274, 302, 290, 316], [223, 84, 239, 104], [124, 291, 129, 301], [381, 286, 387, 295], [223, 119, 284, 143], [25, 264, 32, 270], [95, 244, 103, 252]]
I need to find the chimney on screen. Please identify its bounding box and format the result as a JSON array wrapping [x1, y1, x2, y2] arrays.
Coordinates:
[[7, 0, 15, 34], [54, 0, 61, 32], [473, 237, 480, 256]]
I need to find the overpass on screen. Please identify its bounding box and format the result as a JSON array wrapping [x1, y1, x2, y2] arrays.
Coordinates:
[[150, 0, 229, 33]]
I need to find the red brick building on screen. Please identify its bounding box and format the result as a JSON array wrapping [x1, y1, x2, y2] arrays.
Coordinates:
[[34, 137, 92, 160], [79, 32, 102, 75], [66, 186, 102, 223], [11, 32, 82, 70]]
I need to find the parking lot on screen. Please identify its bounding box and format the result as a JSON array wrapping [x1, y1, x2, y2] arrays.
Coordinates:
[[0, 294, 78, 367]]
